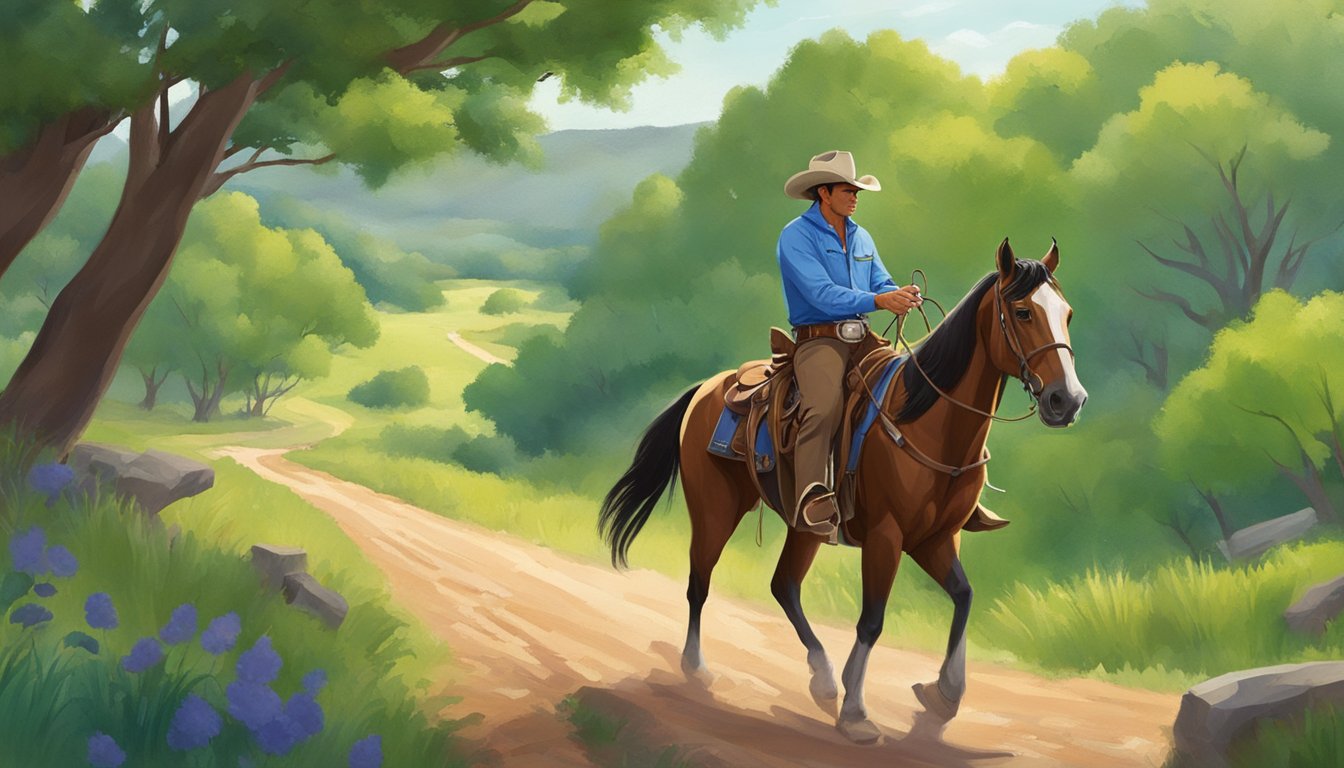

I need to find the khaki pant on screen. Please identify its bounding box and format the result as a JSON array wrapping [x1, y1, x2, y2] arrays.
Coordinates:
[[792, 337, 853, 506]]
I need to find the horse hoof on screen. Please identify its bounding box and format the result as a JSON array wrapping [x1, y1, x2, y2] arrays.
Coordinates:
[[836, 715, 882, 745], [912, 681, 960, 720], [809, 674, 838, 717], [680, 656, 715, 687]]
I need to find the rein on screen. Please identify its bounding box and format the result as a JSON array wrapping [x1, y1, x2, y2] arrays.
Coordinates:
[[855, 270, 1074, 477]]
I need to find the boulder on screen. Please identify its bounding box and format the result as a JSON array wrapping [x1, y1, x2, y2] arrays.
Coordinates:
[[1173, 661, 1344, 767], [69, 443, 214, 516], [282, 572, 348, 629], [1217, 508, 1317, 561], [1284, 575, 1344, 635], [251, 544, 308, 591]]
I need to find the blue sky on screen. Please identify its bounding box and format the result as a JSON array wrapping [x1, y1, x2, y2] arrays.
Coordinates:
[[530, 0, 1144, 130]]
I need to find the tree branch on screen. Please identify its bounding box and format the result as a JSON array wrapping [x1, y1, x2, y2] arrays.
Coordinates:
[[204, 151, 337, 197], [385, 0, 533, 73], [1136, 285, 1219, 329], [1137, 239, 1224, 287], [404, 54, 493, 74]]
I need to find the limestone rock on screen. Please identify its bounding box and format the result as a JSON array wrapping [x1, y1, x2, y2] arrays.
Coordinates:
[[69, 443, 214, 516], [251, 544, 308, 591], [1217, 508, 1317, 561], [1284, 575, 1344, 635], [1173, 661, 1344, 767], [282, 572, 348, 629]]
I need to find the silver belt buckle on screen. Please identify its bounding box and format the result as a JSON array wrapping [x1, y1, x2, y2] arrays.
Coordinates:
[[837, 319, 866, 343]]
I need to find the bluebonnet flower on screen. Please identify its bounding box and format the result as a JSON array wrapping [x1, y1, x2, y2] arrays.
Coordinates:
[[302, 668, 328, 695], [87, 732, 126, 768], [159, 603, 198, 645], [33, 582, 57, 598], [85, 593, 119, 630], [167, 693, 223, 751], [225, 680, 282, 731], [9, 526, 46, 574], [47, 545, 78, 578], [121, 637, 165, 673], [201, 612, 241, 655], [235, 635, 281, 684], [348, 735, 382, 768], [27, 462, 73, 506], [10, 602, 53, 628], [286, 691, 324, 740], [255, 714, 299, 756]]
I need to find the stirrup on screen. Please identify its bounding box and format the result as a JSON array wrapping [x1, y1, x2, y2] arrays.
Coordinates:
[[798, 484, 840, 537]]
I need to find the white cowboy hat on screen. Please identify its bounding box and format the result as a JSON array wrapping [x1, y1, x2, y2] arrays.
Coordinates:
[[783, 150, 882, 200]]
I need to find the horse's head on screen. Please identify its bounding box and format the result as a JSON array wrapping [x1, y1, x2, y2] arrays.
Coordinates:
[[984, 239, 1087, 427]]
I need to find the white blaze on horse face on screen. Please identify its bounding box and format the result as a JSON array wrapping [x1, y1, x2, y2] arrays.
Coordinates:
[[1029, 283, 1083, 395]]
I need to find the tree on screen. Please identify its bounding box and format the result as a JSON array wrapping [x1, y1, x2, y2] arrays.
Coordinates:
[[0, 0, 764, 456], [1155, 290, 1344, 525], [128, 193, 377, 421]]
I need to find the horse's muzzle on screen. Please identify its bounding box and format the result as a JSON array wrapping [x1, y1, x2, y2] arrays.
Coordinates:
[[1037, 380, 1087, 427]]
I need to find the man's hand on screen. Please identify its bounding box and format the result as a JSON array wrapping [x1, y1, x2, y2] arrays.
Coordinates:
[[876, 285, 923, 316]]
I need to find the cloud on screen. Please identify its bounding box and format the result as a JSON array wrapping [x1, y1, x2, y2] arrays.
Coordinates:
[[931, 20, 1064, 77]]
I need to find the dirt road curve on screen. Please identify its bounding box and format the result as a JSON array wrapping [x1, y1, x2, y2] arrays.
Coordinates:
[[217, 446, 1177, 768], [448, 331, 510, 366]]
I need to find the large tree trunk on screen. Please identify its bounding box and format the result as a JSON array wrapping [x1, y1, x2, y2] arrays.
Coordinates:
[[0, 107, 116, 279], [185, 363, 230, 422], [1280, 456, 1338, 524], [0, 76, 258, 457]]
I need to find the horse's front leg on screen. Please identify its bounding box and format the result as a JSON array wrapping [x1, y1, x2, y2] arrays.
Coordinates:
[[910, 534, 971, 720], [771, 528, 836, 715], [837, 518, 903, 744]]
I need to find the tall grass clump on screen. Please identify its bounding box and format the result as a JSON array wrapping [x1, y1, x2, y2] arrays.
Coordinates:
[[986, 543, 1344, 682], [0, 434, 467, 767], [1229, 704, 1344, 768]]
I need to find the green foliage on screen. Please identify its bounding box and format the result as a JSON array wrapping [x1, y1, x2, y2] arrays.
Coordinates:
[[348, 366, 431, 409], [480, 288, 530, 315], [985, 541, 1344, 679], [380, 423, 471, 464], [452, 434, 520, 474]]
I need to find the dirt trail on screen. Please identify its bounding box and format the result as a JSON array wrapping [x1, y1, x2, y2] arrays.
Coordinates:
[[215, 445, 1177, 768], [447, 331, 510, 366]]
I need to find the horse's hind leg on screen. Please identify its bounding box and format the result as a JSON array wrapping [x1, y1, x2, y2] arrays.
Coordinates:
[[681, 453, 755, 685], [909, 535, 971, 720], [772, 529, 838, 715]]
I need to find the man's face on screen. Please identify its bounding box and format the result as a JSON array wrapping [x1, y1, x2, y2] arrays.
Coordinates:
[[820, 183, 861, 218]]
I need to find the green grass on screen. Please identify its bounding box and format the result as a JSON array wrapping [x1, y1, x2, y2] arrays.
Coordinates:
[[986, 541, 1344, 688], [1230, 704, 1344, 768]]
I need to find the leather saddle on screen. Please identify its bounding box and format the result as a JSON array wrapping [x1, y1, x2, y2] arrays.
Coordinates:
[[713, 328, 1009, 536]]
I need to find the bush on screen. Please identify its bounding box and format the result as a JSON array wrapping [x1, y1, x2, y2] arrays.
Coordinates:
[[379, 424, 470, 464], [452, 434, 520, 474], [480, 288, 529, 315], [347, 367, 430, 409]]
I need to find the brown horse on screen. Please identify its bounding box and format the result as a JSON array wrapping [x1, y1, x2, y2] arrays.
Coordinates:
[[599, 240, 1086, 743]]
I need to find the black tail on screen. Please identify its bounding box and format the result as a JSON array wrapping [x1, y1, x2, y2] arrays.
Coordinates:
[[599, 385, 699, 569]]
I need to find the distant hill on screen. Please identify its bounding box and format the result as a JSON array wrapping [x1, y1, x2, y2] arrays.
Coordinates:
[[224, 124, 706, 260]]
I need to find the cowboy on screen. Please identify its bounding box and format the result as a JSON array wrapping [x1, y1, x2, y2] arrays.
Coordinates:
[[778, 150, 923, 534]]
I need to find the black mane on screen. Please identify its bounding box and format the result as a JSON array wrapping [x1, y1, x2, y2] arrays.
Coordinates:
[[894, 260, 1055, 423]]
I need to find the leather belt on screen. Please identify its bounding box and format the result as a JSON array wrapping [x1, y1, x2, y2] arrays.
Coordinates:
[[793, 319, 868, 343]]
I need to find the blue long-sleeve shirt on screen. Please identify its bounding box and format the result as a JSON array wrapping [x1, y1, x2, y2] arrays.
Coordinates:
[[777, 202, 899, 326]]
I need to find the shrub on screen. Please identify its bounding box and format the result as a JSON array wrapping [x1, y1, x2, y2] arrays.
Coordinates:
[[452, 434, 520, 474], [480, 288, 529, 315], [347, 367, 430, 409], [379, 424, 470, 464]]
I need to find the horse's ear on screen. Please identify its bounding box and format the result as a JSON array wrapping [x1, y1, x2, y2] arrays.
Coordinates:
[[996, 238, 1015, 280], [1042, 237, 1059, 273]]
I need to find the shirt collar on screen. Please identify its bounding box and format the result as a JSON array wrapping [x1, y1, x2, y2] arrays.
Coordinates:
[[802, 201, 857, 241]]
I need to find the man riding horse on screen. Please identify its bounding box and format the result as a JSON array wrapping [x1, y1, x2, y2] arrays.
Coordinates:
[[779, 150, 1006, 537]]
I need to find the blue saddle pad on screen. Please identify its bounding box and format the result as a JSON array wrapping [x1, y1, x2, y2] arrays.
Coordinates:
[[706, 353, 903, 472]]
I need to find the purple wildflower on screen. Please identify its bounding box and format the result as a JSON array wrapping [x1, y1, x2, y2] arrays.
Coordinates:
[[301, 668, 327, 695], [200, 612, 241, 655], [27, 462, 73, 505], [85, 592, 119, 630], [9, 527, 46, 574], [46, 545, 78, 578], [159, 603, 198, 645], [10, 602, 53, 628], [348, 735, 383, 768], [121, 637, 165, 673], [225, 680, 282, 732], [167, 693, 223, 751], [255, 714, 299, 756], [235, 635, 281, 684], [87, 732, 126, 768], [286, 691, 324, 740], [33, 582, 57, 598]]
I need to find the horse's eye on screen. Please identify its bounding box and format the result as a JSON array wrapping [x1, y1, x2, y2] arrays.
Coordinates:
[[1014, 308, 1032, 321]]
